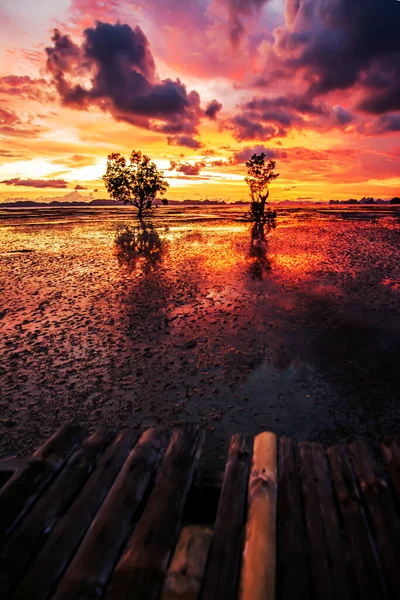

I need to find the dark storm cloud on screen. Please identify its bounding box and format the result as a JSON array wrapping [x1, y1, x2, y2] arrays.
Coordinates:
[[230, 114, 280, 141], [228, 93, 328, 141], [334, 106, 354, 126], [1, 178, 68, 188], [46, 22, 208, 147], [205, 99, 222, 120], [358, 68, 400, 115], [274, 0, 400, 114], [228, 92, 359, 141], [375, 113, 400, 133], [244, 95, 326, 116]]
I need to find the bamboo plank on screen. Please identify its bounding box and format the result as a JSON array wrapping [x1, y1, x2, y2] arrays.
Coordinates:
[[0, 458, 26, 472], [14, 428, 138, 600], [0, 423, 87, 542], [310, 444, 352, 599], [327, 444, 386, 598], [276, 437, 311, 600], [162, 526, 213, 600], [0, 459, 24, 489], [238, 432, 277, 600], [201, 434, 253, 600], [299, 443, 352, 599], [298, 443, 333, 600], [0, 429, 112, 598], [350, 440, 400, 596], [105, 424, 204, 600], [381, 435, 400, 502], [53, 427, 168, 600]]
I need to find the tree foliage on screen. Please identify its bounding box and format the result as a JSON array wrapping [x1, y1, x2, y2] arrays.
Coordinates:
[[244, 153, 279, 224], [103, 150, 169, 219], [245, 154, 279, 202]]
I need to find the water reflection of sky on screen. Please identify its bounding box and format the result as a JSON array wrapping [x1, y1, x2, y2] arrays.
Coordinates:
[[0, 206, 399, 463]]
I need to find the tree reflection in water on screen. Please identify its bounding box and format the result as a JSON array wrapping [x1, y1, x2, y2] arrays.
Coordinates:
[[114, 222, 163, 268], [248, 221, 274, 280]]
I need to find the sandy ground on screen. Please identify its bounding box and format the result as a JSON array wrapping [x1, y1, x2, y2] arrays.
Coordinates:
[[1, 206, 399, 466]]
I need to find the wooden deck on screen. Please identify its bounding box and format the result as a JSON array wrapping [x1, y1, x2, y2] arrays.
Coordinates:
[[0, 423, 399, 599]]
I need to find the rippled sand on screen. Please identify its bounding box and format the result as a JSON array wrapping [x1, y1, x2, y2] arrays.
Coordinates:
[[1, 205, 399, 464]]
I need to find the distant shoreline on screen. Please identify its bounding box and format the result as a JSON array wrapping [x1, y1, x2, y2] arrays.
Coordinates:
[[0, 199, 395, 209], [0, 199, 245, 208]]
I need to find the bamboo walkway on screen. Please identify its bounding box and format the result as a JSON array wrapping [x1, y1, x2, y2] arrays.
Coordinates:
[[0, 423, 399, 599]]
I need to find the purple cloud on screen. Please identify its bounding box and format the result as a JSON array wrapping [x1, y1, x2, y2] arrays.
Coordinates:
[[1, 178, 68, 188], [167, 134, 202, 149], [272, 0, 400, 114], [171, 159, 206, 175], [205, 99, 222, 120], [45, 22, 211, 147], [375, 113, 400, 133], [334, 106, 354, 126], [232, 145, 287, 163]]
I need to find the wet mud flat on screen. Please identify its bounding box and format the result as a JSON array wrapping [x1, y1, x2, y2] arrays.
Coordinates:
[[0, 206, 399, 466]]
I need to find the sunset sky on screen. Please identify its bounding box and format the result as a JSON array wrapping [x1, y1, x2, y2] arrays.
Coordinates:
[[0, 0, 399, 203]]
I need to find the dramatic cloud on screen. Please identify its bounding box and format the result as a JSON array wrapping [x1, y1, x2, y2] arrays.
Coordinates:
[[270, 0, 400, 113], [228, 95, 314, 141], [45, 22, 211, 147], [228, 93, 359, 141], [229, 115, 280, 141], [1, 178, 68, 188], [167, 134, 202, 149], [232, 145, 287, 164], [334, 106, 354, 126], [170, 159, 206, 176], [375, 113, 400, 133], [210, 159, 230, 167], [244, 95, 326, 117], [205, 100, 222, 120]]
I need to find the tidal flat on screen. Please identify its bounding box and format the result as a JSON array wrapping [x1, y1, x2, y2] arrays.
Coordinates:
[[1, 205, 399, 465]]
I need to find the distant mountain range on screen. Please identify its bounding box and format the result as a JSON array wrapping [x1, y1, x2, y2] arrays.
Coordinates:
[[0, 190, 322, 208], [0, 198, 250, 208], [1, 198, 124, 208], [1, 190, 396, 208]]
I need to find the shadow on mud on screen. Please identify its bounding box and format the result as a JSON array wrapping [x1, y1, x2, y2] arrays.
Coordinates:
[[248, 221, 274, 280], [114, 222, 163, 268]]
